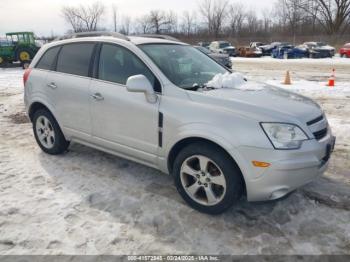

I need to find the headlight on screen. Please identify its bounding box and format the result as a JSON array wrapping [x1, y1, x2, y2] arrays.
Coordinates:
[[260, 123, 309, 149]]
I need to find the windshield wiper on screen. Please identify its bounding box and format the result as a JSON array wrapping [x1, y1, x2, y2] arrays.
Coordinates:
[[182, 83, 216, 91]]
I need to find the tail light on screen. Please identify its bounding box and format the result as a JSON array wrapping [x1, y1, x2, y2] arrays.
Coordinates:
[[23, 68, 32, 86]]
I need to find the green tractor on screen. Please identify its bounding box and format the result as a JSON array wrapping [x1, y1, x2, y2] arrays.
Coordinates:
[[0, 32, 41, 67]]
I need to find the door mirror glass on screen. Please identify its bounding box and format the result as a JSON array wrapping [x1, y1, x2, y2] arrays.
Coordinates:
[[126, 74, 157, 103]]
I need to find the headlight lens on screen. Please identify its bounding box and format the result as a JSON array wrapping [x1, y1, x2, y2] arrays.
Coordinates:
[[261, 123, 308, 149]]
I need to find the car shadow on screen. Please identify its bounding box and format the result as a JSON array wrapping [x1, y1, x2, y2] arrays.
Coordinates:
[[37, 142, 350, 254]]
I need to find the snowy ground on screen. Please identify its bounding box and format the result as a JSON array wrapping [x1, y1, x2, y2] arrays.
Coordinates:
[[0, 60, 350, 255]]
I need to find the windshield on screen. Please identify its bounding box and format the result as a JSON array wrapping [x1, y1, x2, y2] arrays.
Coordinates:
[[316, 42, 326, 47], [139, 44, 228, 89], [219, 42, 230, 48]]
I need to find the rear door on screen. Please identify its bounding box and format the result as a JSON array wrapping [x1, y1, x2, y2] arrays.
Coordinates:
[[46, 42, 95, 140]]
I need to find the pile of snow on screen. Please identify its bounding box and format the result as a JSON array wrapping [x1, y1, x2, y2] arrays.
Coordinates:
[[206, 72, 266, 91], [206, 72, 246, 89]]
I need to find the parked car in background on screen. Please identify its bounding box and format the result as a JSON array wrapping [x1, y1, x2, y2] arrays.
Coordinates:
[[258, 42, 282, 56], [237, 46, 262, 57], [339, 43, 350, 58], [301, 42, 335, 58], [249, 42, 265, 49], [271, 44, 308, 59], [197, 41, 210, 49], [209, 41, 236, 56], [194, 46, 232, 68]]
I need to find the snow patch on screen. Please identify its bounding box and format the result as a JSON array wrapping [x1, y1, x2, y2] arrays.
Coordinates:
[[206, 72, 263, 90]]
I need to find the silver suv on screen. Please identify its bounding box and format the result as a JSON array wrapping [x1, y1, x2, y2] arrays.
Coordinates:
[[24, 32, 335, 214]]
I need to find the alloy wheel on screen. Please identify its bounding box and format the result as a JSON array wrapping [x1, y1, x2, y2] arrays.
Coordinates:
[[35, 115, 55, 149], [180, 155, 227, 206]]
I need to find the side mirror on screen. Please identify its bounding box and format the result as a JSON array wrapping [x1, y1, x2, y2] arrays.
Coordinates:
[[126, 75, 157, 103]]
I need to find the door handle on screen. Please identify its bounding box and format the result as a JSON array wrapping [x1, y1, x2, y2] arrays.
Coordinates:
[[91, 93, 104, 101], [47, 82, 57, 89]]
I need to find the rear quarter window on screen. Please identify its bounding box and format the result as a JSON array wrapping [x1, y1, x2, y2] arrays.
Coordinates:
[[35, 46, 60, 70], [56, 43, 95, 77]]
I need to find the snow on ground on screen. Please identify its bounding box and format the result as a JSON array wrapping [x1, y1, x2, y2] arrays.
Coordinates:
[[232, 56, 350, 65], [0, 64, 349, 255]]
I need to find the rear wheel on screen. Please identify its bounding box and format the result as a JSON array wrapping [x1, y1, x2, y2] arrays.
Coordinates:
[[32, 109, 70, 155], [173, 142, 243, 214], [16, 48, 33, 63], [0, 56, 6, 67]]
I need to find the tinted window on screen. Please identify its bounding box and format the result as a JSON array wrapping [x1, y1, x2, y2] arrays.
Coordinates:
[[98, 44, 160, 91], [56, 43, 94, 77], [36, 46, 60, 70]]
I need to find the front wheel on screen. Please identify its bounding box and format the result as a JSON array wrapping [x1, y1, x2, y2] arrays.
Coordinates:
[[32, 109, 70, 155], [173, 143, 244, 214]]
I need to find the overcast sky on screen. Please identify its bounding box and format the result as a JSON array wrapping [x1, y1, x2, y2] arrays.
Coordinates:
[[0, 0, 274, 36]]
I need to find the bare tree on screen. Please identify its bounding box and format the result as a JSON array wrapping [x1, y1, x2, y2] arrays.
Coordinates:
[[62, 2, 105, 32], [165, 11, 178, 33], [181, 11, 197, 36], [148, 10, 171, 34], [227, 3, 245, 36], [119, 15, 132, 35], [112, 4, 118, 32], [245, 10, 260, 34], [262, 8, 273, 34], [276, 0, 303, 36], [300, 0, 350, 35], [199, 0, 228, 38], [136, 15, 152, 34]]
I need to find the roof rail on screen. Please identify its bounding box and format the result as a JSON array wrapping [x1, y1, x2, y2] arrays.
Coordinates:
[[55, 31, 129, 41], [134, 34, 180, 42]]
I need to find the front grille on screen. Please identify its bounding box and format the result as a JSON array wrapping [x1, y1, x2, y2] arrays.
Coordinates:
[[307, 115, 324, 126], [307, 114, 328, 140], [313, 128, 328, 140]]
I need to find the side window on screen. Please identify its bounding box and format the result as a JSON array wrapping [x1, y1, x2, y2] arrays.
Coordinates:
[[35, 46, 60, 71], [56, 43, 95, 77], [98, 44, 160, 92]]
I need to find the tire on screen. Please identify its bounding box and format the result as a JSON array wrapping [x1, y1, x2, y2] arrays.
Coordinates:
[[21, 60, 30, 69], [173, 142, 243, 214], [0, 56, 6, 67], [16, 48, 33, 63], [32, 109, 70, 155]]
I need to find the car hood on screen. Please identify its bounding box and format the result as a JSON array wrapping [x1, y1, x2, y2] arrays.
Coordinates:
[[223, 46, 235, 50], [187, 81, 322, 124]]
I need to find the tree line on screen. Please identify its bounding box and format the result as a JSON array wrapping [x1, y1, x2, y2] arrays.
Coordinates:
[[61, 0, 350, 43]]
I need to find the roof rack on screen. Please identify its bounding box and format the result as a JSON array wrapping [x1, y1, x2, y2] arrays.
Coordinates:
[[55, 31, 129, 41], [134, 34, 180, 42]]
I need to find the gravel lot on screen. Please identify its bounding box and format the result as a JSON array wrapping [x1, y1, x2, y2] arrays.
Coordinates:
[[0, 59, 349, 255]]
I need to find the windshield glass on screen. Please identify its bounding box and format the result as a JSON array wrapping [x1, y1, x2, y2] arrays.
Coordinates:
[[219, 42, 230, 48], [139, 44, 228, 89], [316, 42, 326, 47]]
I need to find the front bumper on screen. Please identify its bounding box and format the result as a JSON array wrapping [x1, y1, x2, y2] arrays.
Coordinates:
[[237, 133, 336, 201]]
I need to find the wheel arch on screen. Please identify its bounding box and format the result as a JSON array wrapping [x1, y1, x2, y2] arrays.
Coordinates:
[[28, 101, 54, 122], [167, 136, 247, 195]]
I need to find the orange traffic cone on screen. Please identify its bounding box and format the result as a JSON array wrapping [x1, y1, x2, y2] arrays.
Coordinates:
[[283, 70, 292, 85], [327, 69, 335, 87]]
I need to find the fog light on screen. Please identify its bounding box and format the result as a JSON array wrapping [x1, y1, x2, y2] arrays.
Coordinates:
[[252, 161, 271, 168]]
